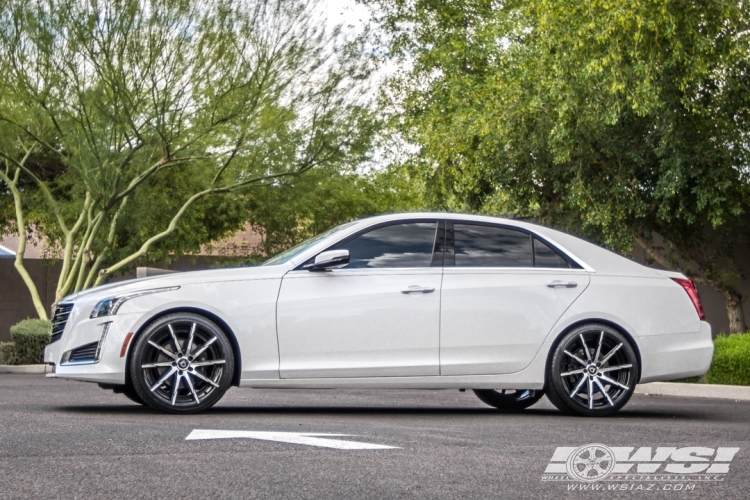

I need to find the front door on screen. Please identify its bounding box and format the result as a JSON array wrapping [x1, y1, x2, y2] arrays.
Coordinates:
[[277, 221, 443, 378], [440, 222, 589, 375]]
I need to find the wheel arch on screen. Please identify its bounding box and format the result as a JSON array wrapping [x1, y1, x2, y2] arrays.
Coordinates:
[[545, 318, 643, 385], [126, 307, 242, 387]]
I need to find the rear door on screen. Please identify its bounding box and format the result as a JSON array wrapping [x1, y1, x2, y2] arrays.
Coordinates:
[[440, 221, 589, 375]]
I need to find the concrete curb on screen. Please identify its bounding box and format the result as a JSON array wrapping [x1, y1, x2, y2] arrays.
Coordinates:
[[0, 364, 52, 374], [635, 382, 750, 401]]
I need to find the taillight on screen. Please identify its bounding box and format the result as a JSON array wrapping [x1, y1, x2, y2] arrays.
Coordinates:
[[671, 278, 706, 321]]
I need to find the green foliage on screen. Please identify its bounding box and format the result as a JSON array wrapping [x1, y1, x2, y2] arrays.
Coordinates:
[[0, 0, 381, 314], [246, 165, 423, 257], [10, 318, 52, 337], [705, 333, 750, 386], [0, 342, 15, 365], [2, 319, 51, 365], [370, 0, 750, 330], [671, 376, 701, 384], [107, 164, 247, 268]]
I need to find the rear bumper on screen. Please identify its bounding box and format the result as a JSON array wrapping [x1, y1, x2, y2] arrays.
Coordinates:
[[638, 321, 713, 383]]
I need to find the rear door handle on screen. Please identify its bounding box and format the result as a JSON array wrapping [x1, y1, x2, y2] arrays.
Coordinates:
[[401, 286, 435, 294], [547, 280, 577, 288]]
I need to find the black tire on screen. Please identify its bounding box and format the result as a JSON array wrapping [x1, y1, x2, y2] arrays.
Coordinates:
[[130, 313, 234, 414], [98, 383, 145, 405], [121, 384, 145, 405], [545, 324, 638, 417], [473, 389, 543, 411]]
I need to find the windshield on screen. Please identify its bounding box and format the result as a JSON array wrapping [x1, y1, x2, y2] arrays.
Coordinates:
[[261, 221, 358, 266]]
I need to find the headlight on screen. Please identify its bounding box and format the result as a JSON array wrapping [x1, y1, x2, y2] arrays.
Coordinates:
[[90, 297, 122, 318], [90, 286, 180, 318]]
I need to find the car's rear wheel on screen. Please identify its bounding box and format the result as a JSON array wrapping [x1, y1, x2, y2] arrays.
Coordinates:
[[545, 324, 638, 417], [473, 389, 543, 411], [130, 313, 234, 414]]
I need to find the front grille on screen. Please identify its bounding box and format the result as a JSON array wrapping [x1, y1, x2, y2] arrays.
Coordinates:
[[49, 303, 74, 343], [67, 342, 98, 363]]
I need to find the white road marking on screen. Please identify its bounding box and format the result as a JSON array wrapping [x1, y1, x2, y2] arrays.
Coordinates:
[[185, 429, 399, 450]]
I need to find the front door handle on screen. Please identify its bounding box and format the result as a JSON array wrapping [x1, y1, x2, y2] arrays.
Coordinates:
[[401, 285, 435, 294], [547, 280, 578, 288]]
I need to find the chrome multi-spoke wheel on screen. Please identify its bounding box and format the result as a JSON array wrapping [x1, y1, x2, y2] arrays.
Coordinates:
[[546, 324, 638, 416], [473, 389, 544, 411], [130, 313, 234, 414]]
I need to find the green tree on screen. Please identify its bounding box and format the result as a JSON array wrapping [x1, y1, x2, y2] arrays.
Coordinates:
[[369, 0, 750, 332], [244, 164, 423, 257], [0, 0, 377, 319]]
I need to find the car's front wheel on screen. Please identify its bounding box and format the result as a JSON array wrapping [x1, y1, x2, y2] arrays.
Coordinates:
[[545, 324, 638, 417], [130, 313, 234, 414], [120, 384, 145, 405], [473, 389, 543, 411]]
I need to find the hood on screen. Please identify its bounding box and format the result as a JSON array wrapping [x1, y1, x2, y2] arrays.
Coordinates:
[[60, 263, 290, 304]]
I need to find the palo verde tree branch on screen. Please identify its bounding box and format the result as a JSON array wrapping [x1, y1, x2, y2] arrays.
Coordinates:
[[55, 194, 92, 298], [111, 156, 210, 206], [0, 0, 376, 314], [74, 209, 107, 293], [83, 196, 129, 290], [634, 233, 674, 270], [96, 168, 311, 283], [0, 147, 73, 237], [0, 156, 49, 320], [58, 202, 100, 299]]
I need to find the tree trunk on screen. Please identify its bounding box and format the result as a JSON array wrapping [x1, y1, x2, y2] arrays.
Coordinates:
[[721, 290, 747, 334], [637, 233, 749, 334]]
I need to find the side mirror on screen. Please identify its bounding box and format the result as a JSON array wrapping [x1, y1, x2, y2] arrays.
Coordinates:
[[311, 249, 350, 271]]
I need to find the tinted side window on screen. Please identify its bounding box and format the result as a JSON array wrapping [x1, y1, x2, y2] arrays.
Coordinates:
[[533, 238, 571, 268], [334, 222, 438, 268], [454, 224, 533, 267]]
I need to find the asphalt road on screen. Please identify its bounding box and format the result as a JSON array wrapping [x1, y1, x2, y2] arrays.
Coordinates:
[[0, 375, 748, 500]]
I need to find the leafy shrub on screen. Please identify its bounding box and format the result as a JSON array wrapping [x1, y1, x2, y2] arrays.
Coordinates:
[[2, 319, 52, 365], [0, 341, 17, 365], [705, 333, 750, 386], [672, 376, 701, 384]]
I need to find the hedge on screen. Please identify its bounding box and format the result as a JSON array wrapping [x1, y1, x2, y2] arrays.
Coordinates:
[[704, 333, 750, 386], [0, 319, 52, 365]]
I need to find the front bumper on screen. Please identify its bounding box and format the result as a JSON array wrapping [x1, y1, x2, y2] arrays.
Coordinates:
[[638, 321, 714, 383], [44, 312, 141, 385]]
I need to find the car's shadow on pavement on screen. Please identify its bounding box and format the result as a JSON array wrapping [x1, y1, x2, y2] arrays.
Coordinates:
[[211, 406, 714, 421], [55, 404, 711, 421]]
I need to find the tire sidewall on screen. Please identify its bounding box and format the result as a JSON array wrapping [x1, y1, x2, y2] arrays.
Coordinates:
[[547, 324, 638, 417], [121, 384, 145, 405], [130, 313, 234, 414]]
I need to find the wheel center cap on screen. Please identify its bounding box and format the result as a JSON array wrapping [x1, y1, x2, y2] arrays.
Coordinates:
[[177, 358, 190, 370], [587, 365, 598, 375]]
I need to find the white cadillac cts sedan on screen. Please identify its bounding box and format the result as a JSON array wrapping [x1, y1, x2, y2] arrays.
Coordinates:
[[44, 213, 713, 416]]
